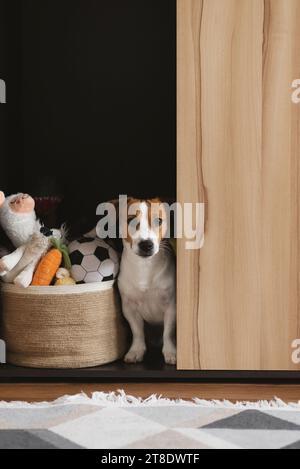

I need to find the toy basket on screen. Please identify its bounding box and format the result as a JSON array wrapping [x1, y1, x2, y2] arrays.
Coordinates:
[[1, 281, 128, 369]]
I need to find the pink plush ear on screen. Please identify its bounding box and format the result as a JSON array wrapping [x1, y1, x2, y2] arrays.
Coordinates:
[[0, 192, 5, 208]]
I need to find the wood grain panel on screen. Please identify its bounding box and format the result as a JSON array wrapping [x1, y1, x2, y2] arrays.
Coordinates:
[[177, 0, 300, 370], [177, 0, 205, 369], [261, 0, 300, 369]]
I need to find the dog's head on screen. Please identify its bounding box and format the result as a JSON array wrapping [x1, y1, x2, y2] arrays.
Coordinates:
[[119, 197, 169, 258]]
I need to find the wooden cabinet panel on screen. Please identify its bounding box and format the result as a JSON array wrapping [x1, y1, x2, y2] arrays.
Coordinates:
[[177, 0, 300, 370]]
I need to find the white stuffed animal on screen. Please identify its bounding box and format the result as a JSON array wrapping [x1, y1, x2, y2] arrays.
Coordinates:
[[0, 192, 63, 288], [0, 233, 50, 288], [0, 192, 41, 248]]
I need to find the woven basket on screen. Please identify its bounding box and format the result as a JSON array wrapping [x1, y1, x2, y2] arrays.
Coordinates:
[[1, 281, 128, 369]]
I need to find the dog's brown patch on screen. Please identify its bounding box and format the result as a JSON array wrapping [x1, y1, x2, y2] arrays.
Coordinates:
[[146, 198, 168, 242], [116, 197, 168, 246]]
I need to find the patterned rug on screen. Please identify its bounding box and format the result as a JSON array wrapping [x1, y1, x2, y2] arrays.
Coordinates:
[[0, 392, 300, 449]]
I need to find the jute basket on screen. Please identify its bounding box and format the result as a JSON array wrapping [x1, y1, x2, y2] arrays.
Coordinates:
[[1, 281, 128, 369]]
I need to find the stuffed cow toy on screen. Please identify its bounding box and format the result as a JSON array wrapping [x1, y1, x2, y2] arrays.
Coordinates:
[[0, 192, 61, 288], [0, 192, 41, 248]]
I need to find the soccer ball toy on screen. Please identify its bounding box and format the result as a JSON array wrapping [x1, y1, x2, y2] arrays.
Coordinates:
[[68, 236, 119, 283]]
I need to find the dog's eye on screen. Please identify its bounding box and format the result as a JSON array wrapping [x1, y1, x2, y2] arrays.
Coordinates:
[[127, 217, 140, 230], [153, 217, 163, 227]]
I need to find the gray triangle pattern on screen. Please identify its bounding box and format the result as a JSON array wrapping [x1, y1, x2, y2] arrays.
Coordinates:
[[1, 404, 300, 449], [283, 440, 300, 450], [202, 410, 300, 431], [0, 429, 82, 449]]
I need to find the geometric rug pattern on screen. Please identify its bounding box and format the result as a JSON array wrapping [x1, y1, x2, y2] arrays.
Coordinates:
[[1, 394, 300, 449]]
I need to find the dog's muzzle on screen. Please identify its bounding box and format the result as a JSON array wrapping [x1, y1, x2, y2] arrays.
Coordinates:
[[138, 240, 155, 257]]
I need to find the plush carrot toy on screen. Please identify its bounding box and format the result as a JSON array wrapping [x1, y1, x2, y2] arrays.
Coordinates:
[[31, 238, 71, 287], [31, 246, 62, 286]]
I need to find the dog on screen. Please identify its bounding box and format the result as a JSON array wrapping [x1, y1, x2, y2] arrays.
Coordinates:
[[117, 197, 176, 365]]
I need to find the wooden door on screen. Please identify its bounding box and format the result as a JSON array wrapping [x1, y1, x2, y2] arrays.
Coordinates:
[[177, 0, 300, 370]]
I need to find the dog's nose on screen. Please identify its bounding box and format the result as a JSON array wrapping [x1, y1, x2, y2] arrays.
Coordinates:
[[138, 240, 154, 256]]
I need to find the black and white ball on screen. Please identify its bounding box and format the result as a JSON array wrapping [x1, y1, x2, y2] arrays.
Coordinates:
[[69, 237, 119, 284]]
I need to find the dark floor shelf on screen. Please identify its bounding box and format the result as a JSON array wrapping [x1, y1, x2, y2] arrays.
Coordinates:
[[1, 347, 300, 383], [0, 349, 171, 379]]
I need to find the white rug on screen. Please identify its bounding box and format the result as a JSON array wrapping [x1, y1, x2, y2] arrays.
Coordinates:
[[0, 391, 300, 449]]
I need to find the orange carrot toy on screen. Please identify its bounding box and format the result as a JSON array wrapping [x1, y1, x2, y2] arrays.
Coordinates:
[[31, 248, 62, 286]]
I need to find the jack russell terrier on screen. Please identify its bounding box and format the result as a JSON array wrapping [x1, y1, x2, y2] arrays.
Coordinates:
[[117, 198, 176, 365]]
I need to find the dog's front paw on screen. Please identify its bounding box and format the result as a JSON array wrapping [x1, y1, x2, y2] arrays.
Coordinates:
[[163, 345, 177, 365], [124, 347, 146, 364]]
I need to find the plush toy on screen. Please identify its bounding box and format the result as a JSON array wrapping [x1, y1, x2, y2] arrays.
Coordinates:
[[0, 192, 41, 248], [0, 246, 10, 259], [69, 235, 119, 283], [0, 192, 62, 247], [0, 232, 51, 287], [0, 192, 65, 288], [31, 238, 71, 286], [55, 268, 76, 286]]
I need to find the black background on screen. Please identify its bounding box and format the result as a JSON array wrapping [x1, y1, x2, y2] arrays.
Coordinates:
[[0, 0, 176, 233], [0, 1, 23, 195], [0, 1, 8, 188]]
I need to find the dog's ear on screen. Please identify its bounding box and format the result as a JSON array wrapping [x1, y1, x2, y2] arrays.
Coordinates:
[[102, 197, 138, 253], [157, 196, 176, 206], [108, 196, 135, 215], [109, 198, 120, 210], [104, 197, 131, 253], [153, 197, 176, 240], [168, 202, 176, 239], [0, 192, 5, 208]]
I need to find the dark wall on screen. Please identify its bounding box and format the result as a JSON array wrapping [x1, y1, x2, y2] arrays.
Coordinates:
[[0, 0, 8, 189], [17, 0, 176, 231], [0, 1, 23, 193]]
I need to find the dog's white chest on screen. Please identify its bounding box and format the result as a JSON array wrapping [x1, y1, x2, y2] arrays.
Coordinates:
[[121, 286, 171, 324], [118, 250, 175, 325]]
